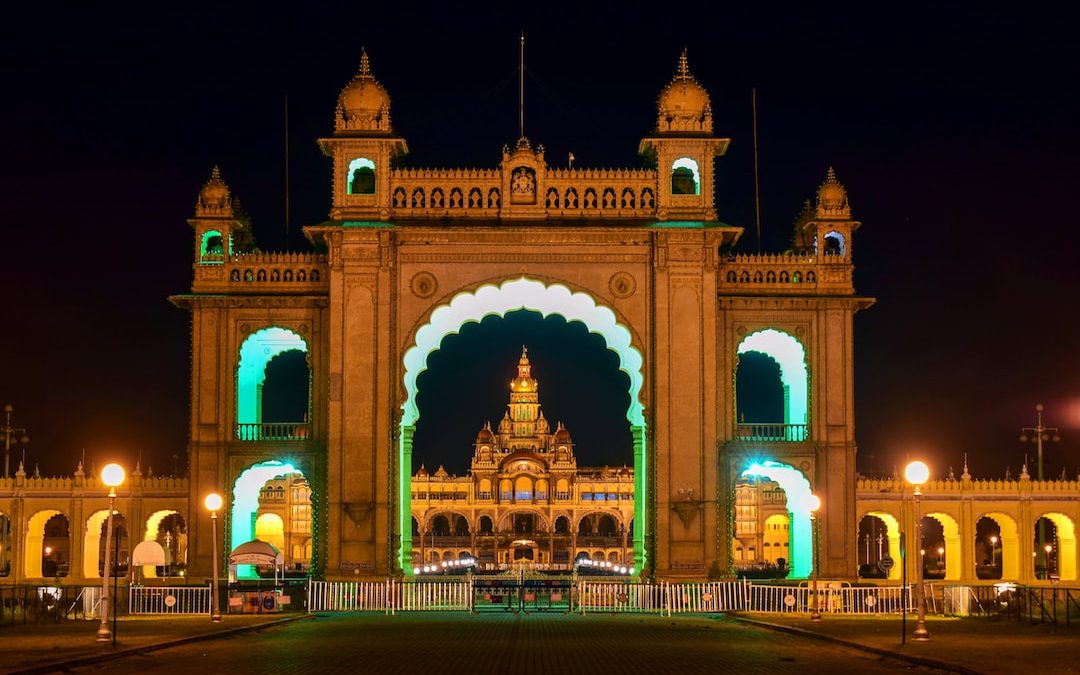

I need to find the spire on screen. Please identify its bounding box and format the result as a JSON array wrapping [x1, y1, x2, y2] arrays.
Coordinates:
[[358, 48, 372, 80], [825, 166, 837, 184], [676, 48, 691, 80], [961, 454, 971, 480]]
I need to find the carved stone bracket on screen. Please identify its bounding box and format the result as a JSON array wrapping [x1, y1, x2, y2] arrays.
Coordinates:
[[343, 502, 372, 526], [672, 500, 701, 528]]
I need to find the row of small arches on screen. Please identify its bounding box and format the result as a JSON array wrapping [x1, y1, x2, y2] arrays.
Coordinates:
[[545, 186, 655, 210], [229, 268, 322, 283], [726, 270, 817, 284], [393, 186, 500, 209]]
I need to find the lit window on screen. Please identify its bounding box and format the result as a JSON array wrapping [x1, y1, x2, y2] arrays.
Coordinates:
[[347, 157, 376, 195], [671, 157, 700, 195]]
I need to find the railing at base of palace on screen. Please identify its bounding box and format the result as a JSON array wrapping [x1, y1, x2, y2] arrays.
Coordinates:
[[307, 578, 918, 617]]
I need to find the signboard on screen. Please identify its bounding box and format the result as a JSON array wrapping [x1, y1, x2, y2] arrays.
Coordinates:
[[878, 556, 895, 573]]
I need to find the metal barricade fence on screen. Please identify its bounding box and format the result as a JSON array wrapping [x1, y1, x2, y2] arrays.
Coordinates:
[[129, 585, 212, 615], [577, 581, 665, 614], [665, 581, 748, 615], [308, 580, 391, 613], [747, 584, 811, 613], [392, 580, 472, 613]]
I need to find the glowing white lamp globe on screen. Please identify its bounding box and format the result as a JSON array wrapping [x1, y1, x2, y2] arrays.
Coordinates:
[[904, 460, 930, 486], [204, 492, 224, 512], [806, 494, 822, 512], [101, 463, 126, 487]]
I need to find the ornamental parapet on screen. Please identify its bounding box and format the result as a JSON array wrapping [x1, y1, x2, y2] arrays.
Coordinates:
[[0, 473, 188, 496], [384, 165, 660, 220], [856, 476, 1080, 497], [193, 251, 329, 293], [718, 252, 853, 294]]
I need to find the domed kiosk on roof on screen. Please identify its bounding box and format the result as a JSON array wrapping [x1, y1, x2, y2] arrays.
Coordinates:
[[656, 49, 713, 135], [335, 49, 393, 134]]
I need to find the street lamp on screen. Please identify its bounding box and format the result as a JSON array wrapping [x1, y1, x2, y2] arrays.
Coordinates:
[[1, 404, 30, 479], [96, 463, 125, 643], [989, 535, 999, 569], [1020, 403, 1061, 579], [204, 493, 223, 623], [904, 460, 930, 642], [1044, 543, 1054, 578], [937, 546, 945, 573], [807, 494, 822, 622]]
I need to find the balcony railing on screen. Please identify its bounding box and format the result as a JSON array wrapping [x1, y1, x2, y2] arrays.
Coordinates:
[[735, 423, 808, 442], [236, 422, 311, 441]]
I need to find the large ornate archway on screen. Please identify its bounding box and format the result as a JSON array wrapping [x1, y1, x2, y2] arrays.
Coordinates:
[[398, 277, 647, 574]]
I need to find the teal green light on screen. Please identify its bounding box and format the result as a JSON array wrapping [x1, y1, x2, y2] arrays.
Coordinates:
[[672, 157, 701, 195], [400, 277, 647, 575], [737, 329, 808, 427], [237, 328, 308, 425], [741, 460, 814, 578], [200, 229, 224, 259], [346, 157, 376, 195], [231, 460, 297, 579]]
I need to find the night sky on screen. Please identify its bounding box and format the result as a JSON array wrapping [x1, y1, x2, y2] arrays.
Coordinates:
[[2, 4, 1077, 481]]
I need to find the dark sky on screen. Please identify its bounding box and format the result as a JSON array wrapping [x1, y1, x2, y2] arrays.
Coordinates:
[[2, 3, 1077, 481]]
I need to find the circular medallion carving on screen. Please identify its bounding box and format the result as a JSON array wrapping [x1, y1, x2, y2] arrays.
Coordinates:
[[736, 325, 747, 336], [299, 323, 309, 335], [410, 271, 438, 299], [800, 461, 811, 472], [239, 323, 251, 335], [609, 272, 636, 299]]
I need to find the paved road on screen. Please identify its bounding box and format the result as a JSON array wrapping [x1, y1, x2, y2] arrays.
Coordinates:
[[65, 613, 950, 674]]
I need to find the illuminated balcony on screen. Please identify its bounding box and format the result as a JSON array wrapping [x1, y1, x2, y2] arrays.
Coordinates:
[[235, 422, 311, 442], [734, 423, 808, 442]]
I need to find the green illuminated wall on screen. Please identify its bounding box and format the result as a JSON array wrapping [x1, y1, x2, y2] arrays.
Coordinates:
[[237, 327, 308, 426], [742, 460, 814, 578], [399, 277, 647, 575], [230, 460, 298, 579], [736, 329, 808, 427]]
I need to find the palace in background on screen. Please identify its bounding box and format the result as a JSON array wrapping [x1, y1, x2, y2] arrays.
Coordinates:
[[410, 349, 633, 571], [2, 48, 1078, 588]]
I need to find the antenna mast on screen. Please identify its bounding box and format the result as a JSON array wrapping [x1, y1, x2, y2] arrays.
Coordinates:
[[519, 33, 525, 138], [752, 87, 762, 253]]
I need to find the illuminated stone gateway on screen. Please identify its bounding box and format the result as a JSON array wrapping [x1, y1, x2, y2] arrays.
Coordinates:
[[164, 47, 872, 581]]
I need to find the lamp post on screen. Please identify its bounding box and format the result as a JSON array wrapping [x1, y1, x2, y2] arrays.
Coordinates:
[[904, 460, 930, 641], [990, 535, 998, 570], [1020, 403, 1061, 580], [204, 493, 223, 622], [1044, 543, 1054, 578], [1, 404, 30, 479], [96, 463, 125, 643], [807, 494, 822, 622], [937, 546, 945, 575]]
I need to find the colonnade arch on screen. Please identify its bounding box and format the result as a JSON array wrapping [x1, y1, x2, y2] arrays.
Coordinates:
[[742, 460, 813, 579], [82, 509, 129, 579], [923, 512, 961, 581], [399, 277, 647, 574], [236, 327, 309, 428], [736, 329, 809, 433], [858, 512, 901, 581], [976, 512, 1019, 580], [1038, 512, 1077, 581], [24, 510, 65, 579]]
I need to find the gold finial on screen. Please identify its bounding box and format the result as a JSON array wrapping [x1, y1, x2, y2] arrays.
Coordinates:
[[676, 48, 691, 80], [825, 166, 838, 184], [358, 48, 372, 79], [210, 165, 222, 181]]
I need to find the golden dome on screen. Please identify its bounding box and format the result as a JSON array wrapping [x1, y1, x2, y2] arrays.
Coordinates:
[[195, 166, 232, 217], [476, 422, 496, 444], [553, 421, 572, 444], [510, 346, 537, 392], [815, 167, 851, 218], [416, 464, 429, 478], [657, 50, 713, 134], [335, 49, 392, 134]]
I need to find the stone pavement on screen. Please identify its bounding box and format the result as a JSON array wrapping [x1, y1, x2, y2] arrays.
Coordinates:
[[737, 614, 1080, 674], [53, 613, 951, 675], [0, 614, 292, 675]]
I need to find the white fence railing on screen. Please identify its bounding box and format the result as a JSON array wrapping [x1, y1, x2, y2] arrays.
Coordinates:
[[129, 585, 212, 615], [307, 578, 918, 617]]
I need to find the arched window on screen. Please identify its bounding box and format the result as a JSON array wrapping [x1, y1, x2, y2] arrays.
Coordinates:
[[200, 230, 224, 259], [822, 231, 846, 256], [671, 157, 700, 195], [347, 157, 376, 195], [736, 329, 809, 441]]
